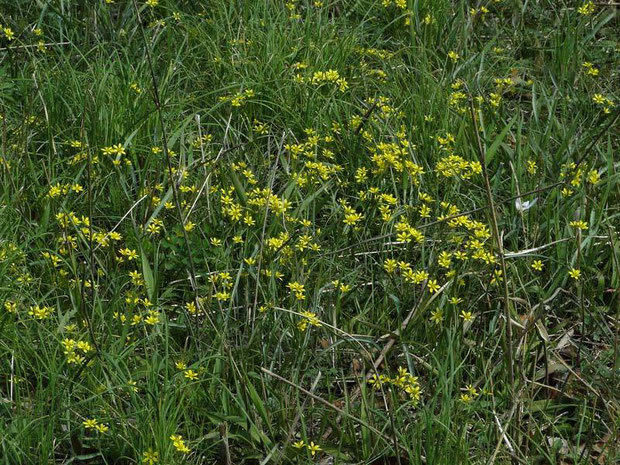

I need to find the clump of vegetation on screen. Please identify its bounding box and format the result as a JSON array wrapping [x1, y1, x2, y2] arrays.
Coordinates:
[[0, 0, 617, 463]]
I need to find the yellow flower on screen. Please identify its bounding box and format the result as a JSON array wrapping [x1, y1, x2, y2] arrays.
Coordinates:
[[526, 160, 537, 175], [568, 268, 581, 280], [95, 423, 109, 433], [307, 441, 321, 456], [292, 440, 305, 449], [466, 384, 479, 397], [587, 170, 600, 184], [3, 27, 15, 41], [287, 281, 306, 300], [422, 13, 435, 24], [144, 312, 161, 325], [460, 310, 474, 322], [384, 259, 398, 273], [438, 251, 452, 268], [28, 305, 53, 320], [531, 260, 544, 272], [77, 341, 93, 352], [129, 270, 144, 286], [427, 279, 440, 293], [447, 51, 460, 62], [4, 301, 17, 313], [343, 211, 363, 226], [215, 291, 231, 301], [83, 419, 98, 429], [143, 448, 159, 465], [430, 308, 443, 324], [119, 248, 138, 260], [184, 369, 199, 380], [170, 434, 191, 453], [583, 62, 599, 76], [569, 220, 588, 231], [146, 0, 158, 7], [299, 311, 322, 330], [577, 1, 595, 15], [185, 301, 198, 315]]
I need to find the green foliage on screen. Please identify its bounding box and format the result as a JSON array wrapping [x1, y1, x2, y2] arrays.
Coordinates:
[[0, 0, 617, 464]]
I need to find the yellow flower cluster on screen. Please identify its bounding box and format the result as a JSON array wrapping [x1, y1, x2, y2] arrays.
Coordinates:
[[592, 93, 614, 114], [293, 439, 322, 456], [382, 0, 407, 9], [369, 142, 422, 180], [219, 89, 254, 107], [577, 1, 595, 15], [2, 26, 15, 41], [246, 187, 291, 215], [28, 305, 53, 320], [3, 301, 17, 313], [287, 281, 306, 300], [83, 418, 109, 433], [435, 154, 482, 179], [170, 434, 191, 453], [101, 143, 132, 166], [47, 182, 84, 198], [369, 367, 422, 404], [342, 204, 364, 228], [394, 219, 424, 243], [299, 69, 348, 92], [62, 338, 94, 365], [582, 62, 599, 76], [297, 310, 322, 331]]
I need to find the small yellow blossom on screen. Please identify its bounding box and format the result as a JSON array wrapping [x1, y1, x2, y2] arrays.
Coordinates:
[[307, 441, 321, 456], [83, 419, 98, 429], [143, 449, 159, 465], [427, 279, 440, 293], [569, 220, 588, 231], [430, 308, 443, 324], [577, 1, 595, 15], [184, 369, 199, 380]]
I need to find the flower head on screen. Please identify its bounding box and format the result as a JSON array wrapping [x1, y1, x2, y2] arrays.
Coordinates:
[[143, 449, 159, 465]]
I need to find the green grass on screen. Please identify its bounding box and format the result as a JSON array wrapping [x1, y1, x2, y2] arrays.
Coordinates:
[[0, 0, 618, 463]]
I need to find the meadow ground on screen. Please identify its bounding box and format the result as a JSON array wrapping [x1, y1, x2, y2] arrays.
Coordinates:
[[0, 0, 618, 464]]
